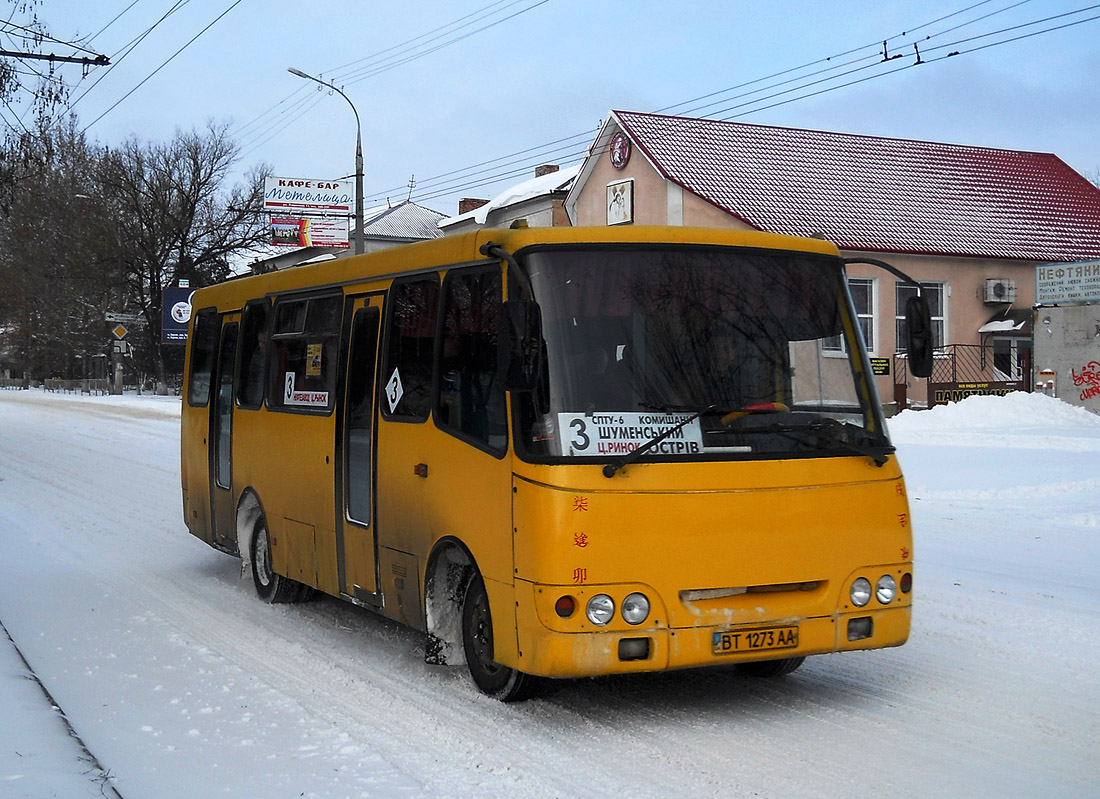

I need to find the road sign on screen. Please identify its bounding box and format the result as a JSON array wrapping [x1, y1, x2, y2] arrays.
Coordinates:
[[112, 325, 128, 340], [105, 312, 143, 324]]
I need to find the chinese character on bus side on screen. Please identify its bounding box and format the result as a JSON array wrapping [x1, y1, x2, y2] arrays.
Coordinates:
[[573, 532, 589, 548], [897, 513, 908, 528], [573, 496, 589, 512], [573, 567, 587, 584]]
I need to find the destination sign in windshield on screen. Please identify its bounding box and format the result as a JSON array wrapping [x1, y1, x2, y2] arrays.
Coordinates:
[[557, 412, 703, 457]]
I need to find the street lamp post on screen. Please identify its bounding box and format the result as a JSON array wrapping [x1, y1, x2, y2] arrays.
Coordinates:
[[287, 67, 364, 256]]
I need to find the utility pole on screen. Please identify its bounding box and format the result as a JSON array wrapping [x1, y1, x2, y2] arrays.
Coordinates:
[[287, 68, 364, 255]]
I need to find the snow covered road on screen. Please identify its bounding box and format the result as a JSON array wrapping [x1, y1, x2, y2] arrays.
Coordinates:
[[0, 389, 1097, 798]]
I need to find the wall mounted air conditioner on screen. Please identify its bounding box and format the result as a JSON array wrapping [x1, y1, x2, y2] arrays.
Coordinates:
[[984, 278, 1016, 303]]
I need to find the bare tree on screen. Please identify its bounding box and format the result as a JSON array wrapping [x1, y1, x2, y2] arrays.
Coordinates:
[[0, 117, 115, 382], [102, 122, 269, 391], [0, 1, 75, 127]]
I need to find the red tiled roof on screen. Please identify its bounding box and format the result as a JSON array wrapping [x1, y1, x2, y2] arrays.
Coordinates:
[[613, 110, 1100, 261]]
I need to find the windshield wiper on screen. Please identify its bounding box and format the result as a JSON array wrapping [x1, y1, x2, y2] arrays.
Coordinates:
[[728, 418, 891, 467], [603, 404, 716, 478], [807, 418, 892, 466]]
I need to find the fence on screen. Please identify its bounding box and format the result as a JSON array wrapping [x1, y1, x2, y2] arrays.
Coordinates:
[[43, 378, 112, 396], [894, 343, 1031, 410]]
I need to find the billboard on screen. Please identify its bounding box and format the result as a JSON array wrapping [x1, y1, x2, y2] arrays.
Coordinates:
[[263, 176, 353, 214], [162, 287, 196, 345], [271, 216, 349, 249]]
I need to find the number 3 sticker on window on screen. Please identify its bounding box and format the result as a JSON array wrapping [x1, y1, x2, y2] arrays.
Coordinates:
[[386, 368, 404, 414]]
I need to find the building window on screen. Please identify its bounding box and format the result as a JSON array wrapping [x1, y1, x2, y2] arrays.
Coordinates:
[[896, 282, 946, 354], [824, 277, 875, 354]]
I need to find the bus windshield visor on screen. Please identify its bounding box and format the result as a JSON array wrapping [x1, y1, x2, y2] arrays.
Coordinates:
[[514, 246, 890, 464]]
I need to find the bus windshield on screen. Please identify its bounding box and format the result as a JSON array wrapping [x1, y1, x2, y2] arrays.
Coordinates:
[[514, 245, 890, 464]]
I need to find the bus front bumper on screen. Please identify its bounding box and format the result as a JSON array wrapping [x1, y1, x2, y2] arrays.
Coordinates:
[[512, 597, 911, 680]]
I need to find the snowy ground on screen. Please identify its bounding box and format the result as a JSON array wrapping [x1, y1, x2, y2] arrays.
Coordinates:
[[0, 388, 1097, 798]]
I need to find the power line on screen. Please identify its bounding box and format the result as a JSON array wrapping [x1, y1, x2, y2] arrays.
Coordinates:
[[82, 0, 241, 132], [391, 2, 1100, 208], [337, 0, 550, 85], [327, 0, 522, 77], [0, 19, 105, 57], [65, 0, 191, 116], [233, 0, 553, 161], [84, 0, 146, 47]]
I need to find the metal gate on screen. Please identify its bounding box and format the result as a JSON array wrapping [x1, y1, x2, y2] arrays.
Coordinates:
[[893, 343, 1031, 410]]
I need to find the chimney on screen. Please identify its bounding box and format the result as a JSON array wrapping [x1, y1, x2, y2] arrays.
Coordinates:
[[534, 164, 559, 178], [458, 197, 489, 215]]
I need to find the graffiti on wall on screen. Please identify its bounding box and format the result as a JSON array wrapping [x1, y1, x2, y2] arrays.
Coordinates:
[[1071, 360, 1100, 402]]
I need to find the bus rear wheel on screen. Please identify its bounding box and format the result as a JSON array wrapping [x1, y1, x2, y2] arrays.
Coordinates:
[[461, 573, 538, 702], [250, 517, 306, 604], [736, 656, 805, 678]]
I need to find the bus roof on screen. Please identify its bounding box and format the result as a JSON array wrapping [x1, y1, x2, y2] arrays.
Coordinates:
[[190, 226, 842, 309]]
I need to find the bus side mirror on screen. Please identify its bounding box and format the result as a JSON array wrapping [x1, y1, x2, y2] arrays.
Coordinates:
[[905, 295, 934, 378], [498, 300, 544, 391]]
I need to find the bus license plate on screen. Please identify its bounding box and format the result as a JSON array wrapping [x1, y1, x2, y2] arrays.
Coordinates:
[[712, 626, 798, 656]]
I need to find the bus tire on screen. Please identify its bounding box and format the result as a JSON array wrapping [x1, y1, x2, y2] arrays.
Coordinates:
[[736, 656, 805, 678], [461, 573, 538, 702], [250, 516, 306, 604]]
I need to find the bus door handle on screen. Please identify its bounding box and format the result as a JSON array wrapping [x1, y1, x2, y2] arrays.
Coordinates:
[[414, 463, 429, 478]]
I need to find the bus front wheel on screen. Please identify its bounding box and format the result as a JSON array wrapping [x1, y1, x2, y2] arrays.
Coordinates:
[[461, 573, 538, 702], [250, 517, 307, 604]]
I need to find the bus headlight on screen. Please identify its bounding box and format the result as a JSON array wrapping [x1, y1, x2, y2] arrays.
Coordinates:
[[850, 577, 872, 607], [586, 594, 615, 625], [876, 575, 897, 604], [621, 593, 650, 625]]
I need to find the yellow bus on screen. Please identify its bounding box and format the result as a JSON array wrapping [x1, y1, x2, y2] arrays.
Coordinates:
[[181, 225, 933, 701]]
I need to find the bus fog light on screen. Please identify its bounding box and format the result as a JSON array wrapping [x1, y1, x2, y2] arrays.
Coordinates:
[[621, 593, 650, 625], [876, 575, 897, 604], [848, 617, 873, 641], [900, 572, 913, 593], [618, 637, 650, 661], [586, 594, 615, 625], [850, 577, 872, 607]]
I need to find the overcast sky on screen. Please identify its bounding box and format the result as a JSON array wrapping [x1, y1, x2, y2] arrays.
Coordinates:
[[7, 0, 1099, 217]]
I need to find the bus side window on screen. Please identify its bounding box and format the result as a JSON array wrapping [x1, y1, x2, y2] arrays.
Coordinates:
[[381, 275, 439, 421], [187, 308, 220, 407], [237, 300, 269, 409], [436, 266, 506, 453], [266, 294, 342, 413]]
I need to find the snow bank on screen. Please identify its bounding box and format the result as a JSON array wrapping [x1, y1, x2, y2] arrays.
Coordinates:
[[890, 390, 1100, 433]]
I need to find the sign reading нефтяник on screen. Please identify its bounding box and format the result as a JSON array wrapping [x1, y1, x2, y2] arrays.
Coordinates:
[[1036, 260, 1100, 304]]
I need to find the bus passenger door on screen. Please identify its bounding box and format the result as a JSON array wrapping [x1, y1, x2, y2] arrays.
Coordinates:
[[337, 296, 383, 604], [210, 318, 239, 552]]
